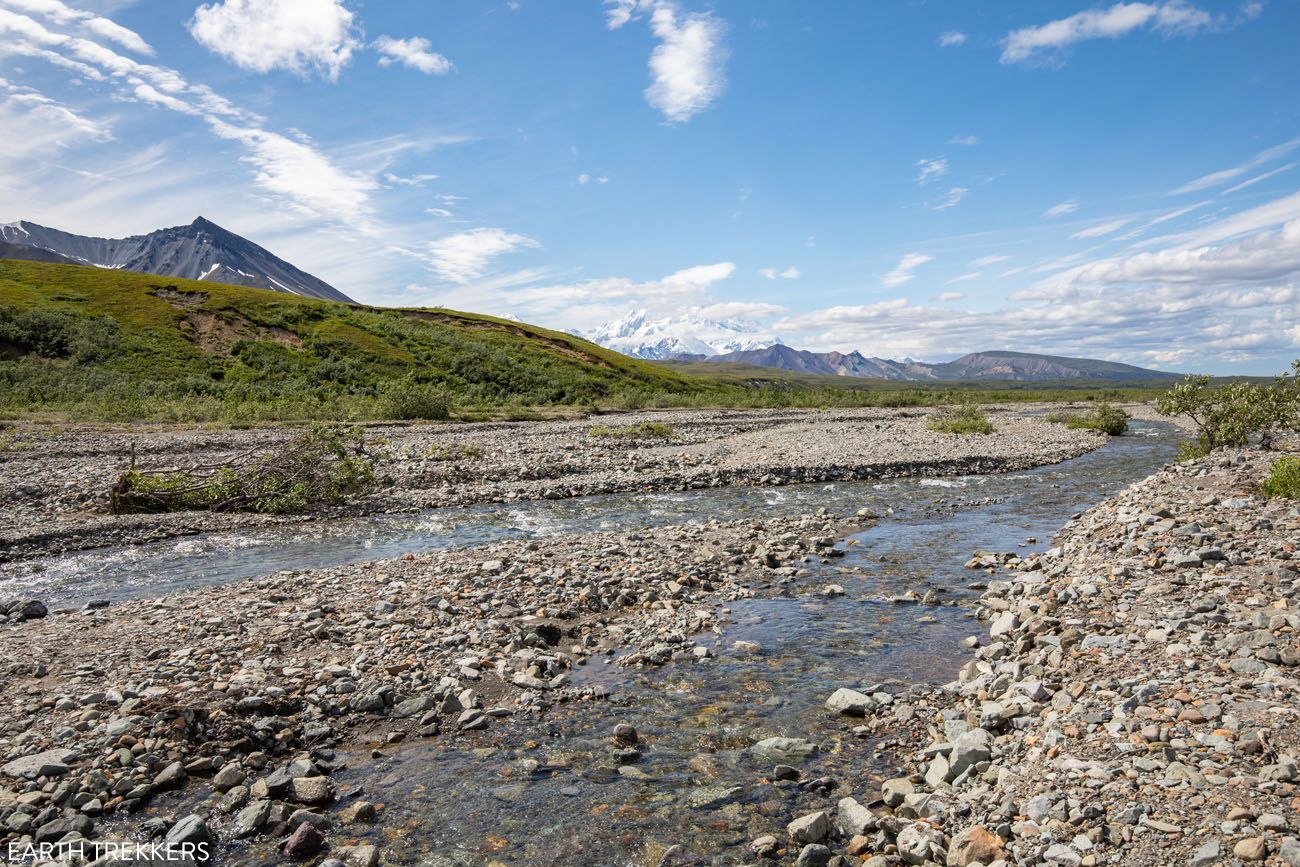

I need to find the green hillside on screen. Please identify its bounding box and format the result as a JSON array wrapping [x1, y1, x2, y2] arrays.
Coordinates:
[[0, 260, 703, 421]]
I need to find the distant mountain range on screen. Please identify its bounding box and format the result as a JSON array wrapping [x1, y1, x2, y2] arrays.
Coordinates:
[[586, 308, 780, 359], [694, 346, 1177, 381], [0, 217, 352, 303], [587, 312, 1177, 381]]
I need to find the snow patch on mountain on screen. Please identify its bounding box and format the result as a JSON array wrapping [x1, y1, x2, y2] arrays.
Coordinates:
[[587, 309, 782, 359]]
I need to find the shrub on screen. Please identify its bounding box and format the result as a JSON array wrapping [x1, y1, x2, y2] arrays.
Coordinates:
[[383, 382, 452, 420], [110, 426, 375, 514], [0, 306, 121, 361], [1157, 368, 1299, 457], [928, 405, 994, 435], [1261, 456, 1300, 499], [588, 421, 677, 440]]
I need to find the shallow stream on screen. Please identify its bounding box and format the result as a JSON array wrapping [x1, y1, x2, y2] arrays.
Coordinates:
[[9, 422, 1179, 865]]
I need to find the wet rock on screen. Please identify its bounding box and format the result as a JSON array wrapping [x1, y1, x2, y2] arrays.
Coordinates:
[[283, 821, 325, 860], [794, 844, 831, 867], [334, 844, 380, 867], [613, 723, 639, 746], [234, 799, 272, 837], [825, 687, 874, 716], [212, 763, 245, 792], [787, 811, 830, 844], [154, 761, 187, 790], [750, 737, 818, 764], [289, 776, 335, 805], [164, 815, 214, 861]]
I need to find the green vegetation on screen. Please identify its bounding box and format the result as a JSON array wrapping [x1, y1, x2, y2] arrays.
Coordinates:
[[588, 421, 677, 440], [0, 260, 1194, 422], [1157, 364, 1300, 459], [1043, 403, 1129, 435], [1261, 456, 1300, 499], [0, 261, 700, 421], [927, 405, 994, 435], [382, 381, 452, 420], [109, 426, 374, 514]]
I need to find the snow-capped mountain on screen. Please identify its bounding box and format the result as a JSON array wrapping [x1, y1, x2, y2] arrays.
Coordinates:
[[0, 217, 353, 303], [586, 309, 781, 359]]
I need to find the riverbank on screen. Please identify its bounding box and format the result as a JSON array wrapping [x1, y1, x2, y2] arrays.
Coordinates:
[[0, 406, 1104, 562], [798, 447, 1300, 866], [0, 510, 868, 862]]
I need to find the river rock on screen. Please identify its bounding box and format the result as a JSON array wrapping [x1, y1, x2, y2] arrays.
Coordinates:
[[787, 811, 830, 843], [284, 822, 325, 860], [825, 687, 874, 716]]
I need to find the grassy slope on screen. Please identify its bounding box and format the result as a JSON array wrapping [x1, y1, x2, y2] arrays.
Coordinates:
[[0, 260, 701, 420]]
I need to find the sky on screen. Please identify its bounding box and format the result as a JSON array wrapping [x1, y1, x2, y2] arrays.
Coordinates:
[[2, 0, 1299, 374]]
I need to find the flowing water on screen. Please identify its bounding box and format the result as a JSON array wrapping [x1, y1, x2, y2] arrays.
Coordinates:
[[13, 422, 1179, 865]]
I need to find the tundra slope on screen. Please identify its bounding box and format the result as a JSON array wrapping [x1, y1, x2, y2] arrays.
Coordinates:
[[0, 407, 1103, 561]]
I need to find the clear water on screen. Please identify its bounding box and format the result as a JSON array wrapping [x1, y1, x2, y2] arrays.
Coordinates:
[[1, 423, 1173, 612], [64, 422, 1180, 866]]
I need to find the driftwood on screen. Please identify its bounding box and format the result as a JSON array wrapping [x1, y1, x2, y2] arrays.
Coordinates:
[[109, 426, 374, 515]]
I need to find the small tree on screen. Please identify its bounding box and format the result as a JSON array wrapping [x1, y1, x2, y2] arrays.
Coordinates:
[[1157, 364, 1300, 458]]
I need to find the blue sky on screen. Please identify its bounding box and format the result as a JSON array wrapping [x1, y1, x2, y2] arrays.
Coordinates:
[[2, 0, 1299, 373]]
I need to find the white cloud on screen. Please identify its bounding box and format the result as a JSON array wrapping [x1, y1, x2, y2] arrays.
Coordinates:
[[915, 157, 949, 184], [427, 228, 541, 283], [1042, 199, 1079, 218], [935, 291, 966, 301], [1221, 162, 1297, 195], [1002, 1, 1215, 65], [662, 261, 734, 286], [0, 4, 388, 231], [372, 35, 452, 75], [578, 172, 609, 185], [759, 265, 800, 280], [938, 31, 967, 46], [882, 252, 932, 288], [644, 2, 727, 122], [608, 1, 727, 122], [383, 172, 438, 187], [0, 80, 112, 160], [207, 119, 378, 226], [1071, 218, 1131, 239], [776, 276, 1299, 367], [948, 134, 980, 146], [1148, 200, 1211, 226], [1172, 137, 1300, 194], [934, 186, 968, 210], [424, 259, 744, 332], [1, 0, 152, 55], [944, 273, 979, 285], [971, 254, 1010, 267], [189, 0, 360, 80], [1058, 217, 1300, 288]]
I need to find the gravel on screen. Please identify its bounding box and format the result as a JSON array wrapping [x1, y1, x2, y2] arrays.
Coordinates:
[[0, 406, 1102, 561]]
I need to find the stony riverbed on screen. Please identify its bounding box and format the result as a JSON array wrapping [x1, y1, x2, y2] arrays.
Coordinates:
[[7, 412, 1292, 866], [0, 407, 1103, 561]]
